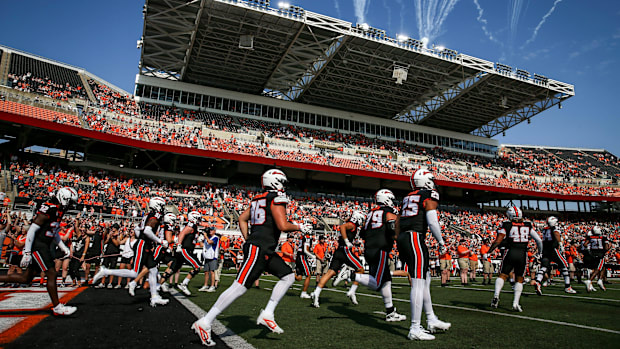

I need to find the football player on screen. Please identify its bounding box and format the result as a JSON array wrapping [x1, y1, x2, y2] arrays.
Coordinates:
[[582, 226, 610, 292], [311, 210, 365, 305], [396, 169, 451, 340], [296, 232, 315, 299], [534, 216, 577, 294], [192, 169, 312, 346], [487, 206, 542, 312], [159, 211, 203, 296], [347, 189, 406, 322], [93, 197, 170, 307], [0, 187, 78, 315]]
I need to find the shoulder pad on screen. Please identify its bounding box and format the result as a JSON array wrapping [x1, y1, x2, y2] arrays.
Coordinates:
[[272, 192, 289, 205]]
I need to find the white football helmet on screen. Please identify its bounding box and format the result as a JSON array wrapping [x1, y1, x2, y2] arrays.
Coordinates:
[[163, 213, 177, 225], [547, 216, 558, 228], [592, 226, 602, 235], [188, 211, 202, 224], [262, 169, 288, 192], [149, 196, 166, 213], [56, 187, 78, 207], [375, 189, 396, 208], [349, 211, 365, 225], [411, 168, 435, 190], [506, 206, 523, 222]]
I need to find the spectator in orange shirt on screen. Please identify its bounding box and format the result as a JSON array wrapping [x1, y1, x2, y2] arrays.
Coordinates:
[[479, 239, 493, 285], [313, 236, 327, 282], [280, 235, 295, 270], [457, 240, 470, 286]]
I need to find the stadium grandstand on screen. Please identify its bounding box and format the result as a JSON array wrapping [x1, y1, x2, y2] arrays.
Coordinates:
[[0, 1, 618, 348]]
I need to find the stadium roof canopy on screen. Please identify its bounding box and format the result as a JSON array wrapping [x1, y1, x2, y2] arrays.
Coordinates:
[[139, 0, 575, 138]]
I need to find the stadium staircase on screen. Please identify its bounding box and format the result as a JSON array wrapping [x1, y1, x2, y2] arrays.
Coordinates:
[[448, 224, 471, 237], [0, 51, 10, 86], [78, 73, 97, 104]]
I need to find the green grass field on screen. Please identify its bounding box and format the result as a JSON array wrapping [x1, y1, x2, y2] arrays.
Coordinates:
[[187, 273, 619, 349]]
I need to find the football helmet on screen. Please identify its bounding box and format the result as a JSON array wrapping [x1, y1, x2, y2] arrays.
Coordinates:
[[592, 226, 602, 236], [163, 213, 177, 225], [188, 211, 202, 224], [349, 210, 365, 225], [375, 189, 396, 208], [547, 216, 558, 228], [411, 168, 435, 190], [262, 169, 288, 192], [506, 206, 523, 222], [149, 197, 166, 213], [56, 187, 78, 207]]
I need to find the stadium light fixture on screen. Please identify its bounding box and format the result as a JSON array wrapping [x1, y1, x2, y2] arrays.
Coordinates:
[[558, 101, 562, 109]]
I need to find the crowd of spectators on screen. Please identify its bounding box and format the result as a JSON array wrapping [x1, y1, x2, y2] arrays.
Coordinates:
[[4, 76, 620, 197], [7, 73, 87, 101]]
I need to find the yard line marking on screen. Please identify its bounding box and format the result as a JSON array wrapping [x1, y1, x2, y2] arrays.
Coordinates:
[[441, 285, 620, 303], [170, 289, 255, 349], [317, 287, 620, 335], [241, 276, 620, 336]]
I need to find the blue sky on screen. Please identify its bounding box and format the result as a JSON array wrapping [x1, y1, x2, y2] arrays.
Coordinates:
[[1, 0, 618, 155]]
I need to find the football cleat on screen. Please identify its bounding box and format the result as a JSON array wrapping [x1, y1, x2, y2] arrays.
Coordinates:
[[192, 318, 216, 347], [408, 327, 435, 341], [597, 279, 606, 291], [256, 309, 284, 334], [91, 266, 108, 284], [386, 308, 406, 322], [491, 297, 499, 309], [564, 287, 577, 294], [128, 281, 137, 297], [178, 283, 191, 296], [346, 290, 358, 305], [512, 304, 523, 312], [427, 319, 451, 333], [534, 281, 543, 296], [300, 292, 311, 299], [52, 303, 77, 316], [150, 295, 169, 307], [310, 292, 320, 308], [333, 268, 349, 287]]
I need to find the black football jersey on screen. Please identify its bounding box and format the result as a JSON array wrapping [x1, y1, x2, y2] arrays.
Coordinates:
[[399, 189, 440, 238], [245, 191, 289, 253], [296, 235, 310, 258], [361, 205, 396, 253], [497, 221, 535, 249], [34, 200, 64, 246], [138, 210, 162, 246], [181, 222, 199, 250], [337, 220, 360, 248], [541, 226, 560, 251], [587, 235, 608, 257]]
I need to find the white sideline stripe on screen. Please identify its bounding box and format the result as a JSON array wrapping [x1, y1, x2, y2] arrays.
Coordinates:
[[251, 276, 620, 335], [170, 289, 256, 349], [441, 285, 620, 303]]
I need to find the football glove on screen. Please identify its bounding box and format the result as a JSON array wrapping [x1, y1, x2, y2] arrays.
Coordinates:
[[161, 240, 169, 249], [21, 252, 32, 268], [344, 238, 354, 249], [299, 223, 313, 234], [438, 244, 447, 256], [176, 244, 182, 253]]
